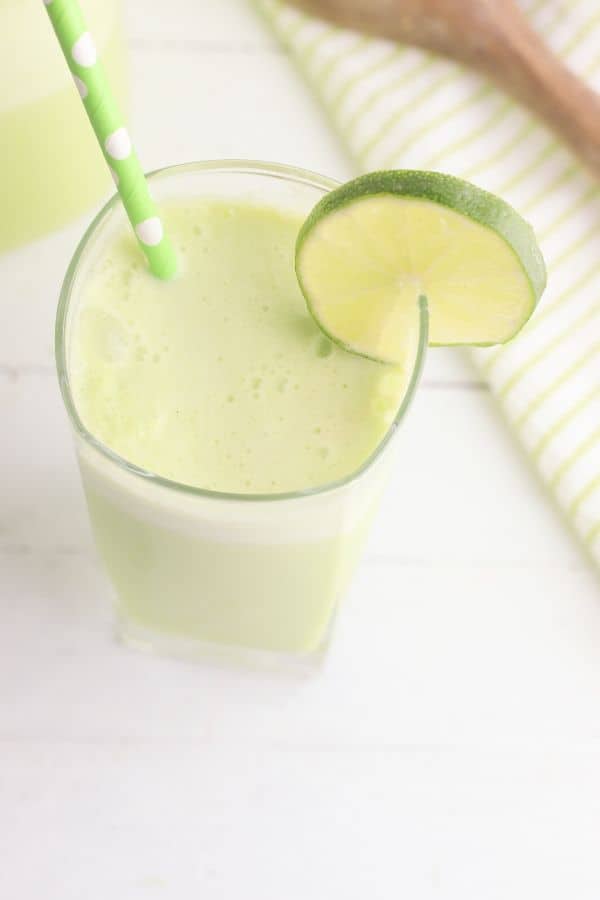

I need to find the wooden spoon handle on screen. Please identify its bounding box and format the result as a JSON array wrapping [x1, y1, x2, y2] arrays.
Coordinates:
[[289, 0, 600, 178], [471, 1, 600, 176]]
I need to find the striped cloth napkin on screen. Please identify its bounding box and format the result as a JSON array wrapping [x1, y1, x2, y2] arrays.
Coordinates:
[[256, 0, 600, 569]]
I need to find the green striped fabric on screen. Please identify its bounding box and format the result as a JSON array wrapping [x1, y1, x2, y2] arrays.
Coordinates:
[[256, 0, 600, 568]]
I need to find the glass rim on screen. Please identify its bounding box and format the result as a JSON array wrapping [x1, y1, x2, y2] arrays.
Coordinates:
[[56, 158, 428, 504]]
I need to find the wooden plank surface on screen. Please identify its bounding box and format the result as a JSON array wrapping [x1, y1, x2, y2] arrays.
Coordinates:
[[1, 2, 599, 898]]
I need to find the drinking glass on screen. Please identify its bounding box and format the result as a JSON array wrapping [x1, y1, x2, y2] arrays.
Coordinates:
[[0, 0, 128, 251], [56, 160, 428, 665]]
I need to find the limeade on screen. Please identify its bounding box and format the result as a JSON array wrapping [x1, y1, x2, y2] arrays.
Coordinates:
[[69, 195, 413, 655], [0, 0, 127, 251], [72, 201, 408, 494]]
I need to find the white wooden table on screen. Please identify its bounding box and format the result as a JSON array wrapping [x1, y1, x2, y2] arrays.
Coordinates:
[[2, 2, 600, 897]]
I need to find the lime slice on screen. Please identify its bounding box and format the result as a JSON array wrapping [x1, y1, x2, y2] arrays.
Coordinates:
[[295, 170, 546, 364]]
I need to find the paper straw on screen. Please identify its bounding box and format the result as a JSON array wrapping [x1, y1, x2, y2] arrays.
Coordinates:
[[42, 0, 177, 279]]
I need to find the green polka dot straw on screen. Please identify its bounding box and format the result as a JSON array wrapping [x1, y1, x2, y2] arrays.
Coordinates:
[[42, 0, 177, 279]]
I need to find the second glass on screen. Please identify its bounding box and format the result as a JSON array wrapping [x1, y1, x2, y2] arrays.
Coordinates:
[[0, 0, 128, 252]]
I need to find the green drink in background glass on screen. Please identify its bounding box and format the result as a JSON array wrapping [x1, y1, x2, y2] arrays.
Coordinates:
[[0, 0, 127, 251], [57, 161, 428, 663]]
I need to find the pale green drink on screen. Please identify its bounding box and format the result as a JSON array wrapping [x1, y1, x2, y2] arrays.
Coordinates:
[[0, 0, 127, 251], [58, 163, 426, 661]]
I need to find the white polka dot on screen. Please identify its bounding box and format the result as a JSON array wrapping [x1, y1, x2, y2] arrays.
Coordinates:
[[71, 32, 97, 68], [73, 75, 87, 99], [104, 127, 131, 161], [135, 218, 163, 247], [109, 167, 119, 187]]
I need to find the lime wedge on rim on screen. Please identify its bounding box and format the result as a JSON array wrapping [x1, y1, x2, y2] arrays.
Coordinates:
[[295, 170, 546, 364]]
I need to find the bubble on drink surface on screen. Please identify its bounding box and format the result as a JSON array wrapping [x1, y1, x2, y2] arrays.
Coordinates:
[[291, 315, 319, 340], [315, 336, 333, 358], [119, 269, 133, 290]]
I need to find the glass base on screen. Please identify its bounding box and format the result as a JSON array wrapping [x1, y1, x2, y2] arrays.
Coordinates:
[[115, 616, 332, 675]]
